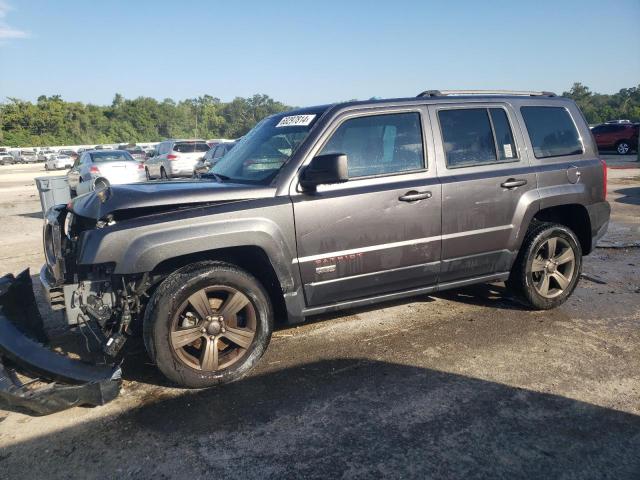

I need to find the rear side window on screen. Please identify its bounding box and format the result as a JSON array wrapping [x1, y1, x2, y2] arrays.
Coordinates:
[[520, 107, 583, 158], [489, 109, 517, 161], [438, 107, 517, 168], [174, 142, 210, 153], [319, 112, 425, 178]]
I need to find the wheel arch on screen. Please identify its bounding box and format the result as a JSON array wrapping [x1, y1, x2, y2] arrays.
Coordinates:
[[532, 204, 592, 254], [151, 245, 289, 326]]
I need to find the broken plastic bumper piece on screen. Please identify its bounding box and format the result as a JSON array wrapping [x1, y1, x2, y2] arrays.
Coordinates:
[[0, 270, 121, 415]]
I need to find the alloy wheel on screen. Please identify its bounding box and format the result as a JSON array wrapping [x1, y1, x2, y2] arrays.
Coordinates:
[[530, 236, 576, 299], [170, 286, 256, 372], [617, 142, 630, 155]]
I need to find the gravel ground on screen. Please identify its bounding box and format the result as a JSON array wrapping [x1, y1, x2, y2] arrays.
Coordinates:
[[0, 160, 639, 479]]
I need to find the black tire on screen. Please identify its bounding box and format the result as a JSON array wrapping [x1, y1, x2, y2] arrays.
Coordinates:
[[145, 167, 151, 180], [507, 222, 582, 310], [160, 167, 168, 179], [616, 140, 631, 155], [143, 261, 273, 388]]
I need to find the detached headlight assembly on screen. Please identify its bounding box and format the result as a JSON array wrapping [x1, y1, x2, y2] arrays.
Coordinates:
[[63, 212, 75, 239]]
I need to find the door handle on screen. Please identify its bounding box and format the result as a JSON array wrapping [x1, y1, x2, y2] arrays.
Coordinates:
[[399, 190, 432, 202], [501, 178, 527, 189]]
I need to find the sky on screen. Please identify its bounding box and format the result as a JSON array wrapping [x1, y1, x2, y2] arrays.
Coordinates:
[[0, 0, 639, 106]]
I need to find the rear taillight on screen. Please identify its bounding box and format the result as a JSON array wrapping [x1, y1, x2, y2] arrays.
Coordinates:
[[89, 165, 100, 174], [601, 159, 607, 200], [167, 154, 178, 160]]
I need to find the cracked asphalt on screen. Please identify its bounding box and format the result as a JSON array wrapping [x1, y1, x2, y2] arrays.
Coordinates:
[[0, 161, 639, 479]]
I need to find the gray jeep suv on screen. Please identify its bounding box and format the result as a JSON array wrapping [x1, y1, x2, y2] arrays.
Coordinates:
[[0, 90, 610, 414]]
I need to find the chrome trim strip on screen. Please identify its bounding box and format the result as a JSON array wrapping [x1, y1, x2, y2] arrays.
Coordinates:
[[441, 225, 511, 240], [295, 224, 513, 264], [309, 260, 440, 287], [294, 236, 440, 264]]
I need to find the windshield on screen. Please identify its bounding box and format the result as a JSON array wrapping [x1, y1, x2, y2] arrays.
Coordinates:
[[210, 114, 317, 184]]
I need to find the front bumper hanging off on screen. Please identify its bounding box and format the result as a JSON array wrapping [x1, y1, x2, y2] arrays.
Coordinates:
[[0, 270, 121, 415]]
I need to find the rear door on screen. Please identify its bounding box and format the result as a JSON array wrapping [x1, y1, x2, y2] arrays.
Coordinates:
[[429, 103, 536, 283], [292, 107, 442, 307]]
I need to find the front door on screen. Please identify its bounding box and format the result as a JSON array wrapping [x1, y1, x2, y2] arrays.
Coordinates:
[[428, 103, 536, 283], [292, 109, 442, 307]]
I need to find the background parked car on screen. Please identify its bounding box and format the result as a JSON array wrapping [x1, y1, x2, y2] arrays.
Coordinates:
[[124, 146, 148, 162], [45, 154, 74, 171], [604, 119, 632, 124], [591, 123, 639, 154], [145, 139, 210, 179], [194, 141, 236, 176], [13, 150, 39, 164], [58, 149, 79, 161], [67, 149, 146, 193], [0, 154, 15, 165], [37, 149, 56, 162]]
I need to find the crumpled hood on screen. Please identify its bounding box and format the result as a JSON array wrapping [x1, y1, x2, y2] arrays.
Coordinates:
[[69, 180, 276, 220]]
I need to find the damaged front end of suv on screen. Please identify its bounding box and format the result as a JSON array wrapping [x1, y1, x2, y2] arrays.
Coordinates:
[[0, 201, 139, 415], [0, 174, 272, 415]]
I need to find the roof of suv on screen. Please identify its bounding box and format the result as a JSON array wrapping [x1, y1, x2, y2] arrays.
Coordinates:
[[275, 91, 568, 126]]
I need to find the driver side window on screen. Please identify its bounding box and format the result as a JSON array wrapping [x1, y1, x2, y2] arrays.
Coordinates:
[[319, 112, 425, 178]]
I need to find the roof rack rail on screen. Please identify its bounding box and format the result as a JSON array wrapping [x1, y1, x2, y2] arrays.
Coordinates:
[[417, 90, 557, 98]]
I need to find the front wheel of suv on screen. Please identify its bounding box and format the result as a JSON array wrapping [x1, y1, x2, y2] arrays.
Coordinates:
[[616, 140, 631, 155], [507, 222, 582, 310], [143, 261, 273, 388]]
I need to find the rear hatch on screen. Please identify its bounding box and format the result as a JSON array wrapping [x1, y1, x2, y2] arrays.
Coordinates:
[[171, 142, 210, 171], [94, 160, 141, 184]]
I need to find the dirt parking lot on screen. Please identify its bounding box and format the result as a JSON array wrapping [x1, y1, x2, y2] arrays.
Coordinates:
[[0, 160, 639, 479]]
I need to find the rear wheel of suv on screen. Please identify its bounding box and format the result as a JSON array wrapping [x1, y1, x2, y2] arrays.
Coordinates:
[[145, 167, 151, 180], [616, 140, 631, 155], [507, 222, 582, 310], [160, 167, 168, 179], [143, 261, 273, 388]]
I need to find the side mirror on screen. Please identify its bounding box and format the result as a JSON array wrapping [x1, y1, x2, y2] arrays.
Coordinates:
[[300, 153, 348, 190], [148, 150, 156, 157]]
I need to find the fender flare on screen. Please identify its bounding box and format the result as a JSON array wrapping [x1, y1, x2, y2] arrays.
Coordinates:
[[78, 217, 297, 293]]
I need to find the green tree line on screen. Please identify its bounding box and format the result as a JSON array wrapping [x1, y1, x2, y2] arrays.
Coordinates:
[[563, 83, 640, 124], [1, 84, 639, 147], [0, 94, 290, 147]]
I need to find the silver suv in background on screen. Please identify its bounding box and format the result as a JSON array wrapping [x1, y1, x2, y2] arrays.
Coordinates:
[[145, 139, 210, 179], [13, 150, 39, 164]]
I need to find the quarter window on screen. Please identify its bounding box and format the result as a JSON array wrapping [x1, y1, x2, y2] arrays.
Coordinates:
[[439, 108, 517, 168], [489, 108, 517, 161], [520, 106, 583, 158], [319, 112, 425, 178]]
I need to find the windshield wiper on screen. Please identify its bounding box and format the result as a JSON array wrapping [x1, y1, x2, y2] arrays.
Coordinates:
[[201, 172, 230, 183]]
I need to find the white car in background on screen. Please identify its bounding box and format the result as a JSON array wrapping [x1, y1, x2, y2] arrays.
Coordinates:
[[67, 149, 146, 194], [145, 139, 210, 179], [45, 154, 74, 170]]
